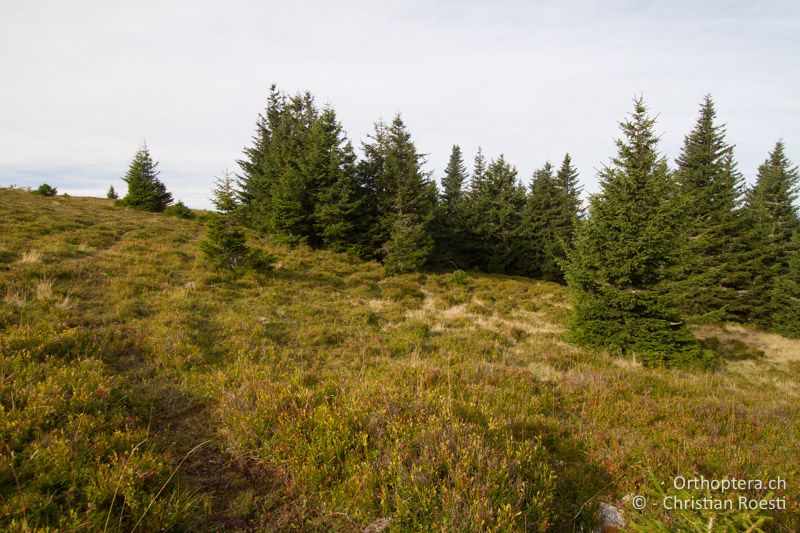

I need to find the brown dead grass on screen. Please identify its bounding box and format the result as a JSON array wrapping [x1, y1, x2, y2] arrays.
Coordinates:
[[3, 287, 27, 307], [693, 323, 800, 364], [34, 279, 53, 301], [367, 298, 388, 311], [694, 323, 800, 397], [476, 309, 565, 336], [526, 361, 563, 382], [19, 249, 41, 263]]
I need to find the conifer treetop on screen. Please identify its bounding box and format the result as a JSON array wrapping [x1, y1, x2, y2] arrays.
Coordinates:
[[441, 145, 468, 207]]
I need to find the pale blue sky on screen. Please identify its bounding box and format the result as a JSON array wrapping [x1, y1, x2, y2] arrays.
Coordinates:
[[1, 0, 798, 208]]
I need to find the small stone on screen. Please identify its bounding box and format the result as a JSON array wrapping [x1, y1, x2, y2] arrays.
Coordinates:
[[594, 501, 624, 532], [363, 517, 390, 533]]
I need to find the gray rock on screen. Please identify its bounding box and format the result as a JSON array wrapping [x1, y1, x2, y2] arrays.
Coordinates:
[[593, 501, 625, 532]]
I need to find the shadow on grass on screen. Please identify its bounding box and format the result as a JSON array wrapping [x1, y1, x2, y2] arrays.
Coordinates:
[[488, 404, 613, 530], [100, 326, 289, 531]]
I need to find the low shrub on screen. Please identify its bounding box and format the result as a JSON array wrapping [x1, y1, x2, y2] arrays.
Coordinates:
[[164, 201, 195, 219], [450, 269, 469, 285], [33, 184, 57, 196], [215, 377, 556, 531]]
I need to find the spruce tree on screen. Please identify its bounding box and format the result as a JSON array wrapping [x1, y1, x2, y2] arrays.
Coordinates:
[[356, 119, 391, 257], [381, 115, 437, 273], [563, 97, 712, 367], [200, 215, 250, 271], [201, 171, 275, 273], [553, 153, 583, 279], [302, 107, 361, 251], [237, 84, 284, 229], [121, 143, 173, 212], [742, 141, 800, 324], [770, 230, 800, 338], [268, 92, 319, 242], [357, 115, 436, 270], [519, 156, 582, 282], [466, 154, 526, 273], [236, 85, 367, 253], [672, 96, 748, 321], [521, 163, 567, 281], [432, 145, 469, 267], [455, 147, 488, 269], [237, 86, 329, 242], [384, 213, 434, 274], [106, 186, 118, 200]]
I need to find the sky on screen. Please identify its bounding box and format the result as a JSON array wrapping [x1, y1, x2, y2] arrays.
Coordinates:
[[1, 0, 799, 209]]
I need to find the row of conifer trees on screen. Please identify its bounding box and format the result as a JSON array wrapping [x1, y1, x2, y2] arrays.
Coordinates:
[[234, 85, 583, 280], [566, 97, 799, 365], [112, 84, 797, 363], [230, 86, 798, 363]]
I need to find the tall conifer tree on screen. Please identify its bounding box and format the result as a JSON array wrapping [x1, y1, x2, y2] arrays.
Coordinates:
[[472, 147, 487, 190], [269, 92, 319, 242], [381, 115, 437, 273], [303, 107, 361, 251], [563, 97, 712, 366], [742, 141, 800, 324], [520, 155, 583, 282], [466, 155, 526, 273], [432, 145, 469, 267], [770, 230, 800, 337], [357, 115, 436, 269], [356, 120, 392, 257], [237, 84, 285, 228], [521, 163, 570, 281], [672, 95, 748, 321], [441, 145, 468, 206]]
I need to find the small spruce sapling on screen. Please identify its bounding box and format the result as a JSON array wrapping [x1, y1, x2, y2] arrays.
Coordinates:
[[200, 214, 250, 270], [201, 170, 275, 273]]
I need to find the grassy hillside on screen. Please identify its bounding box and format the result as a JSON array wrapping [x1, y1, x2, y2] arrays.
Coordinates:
[[1, 188, 798, 531]]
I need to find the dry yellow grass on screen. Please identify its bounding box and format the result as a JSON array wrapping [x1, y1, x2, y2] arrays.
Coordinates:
[[34, 279, 53, 301], [19, 249, 41, 263], [366, 298, 388, 311], [694, 323, 800, 397], [694, 323, 800, 363], [526, 360, 563, 382], [3, 287, 27, 307], [54, 292, 74, 310]]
